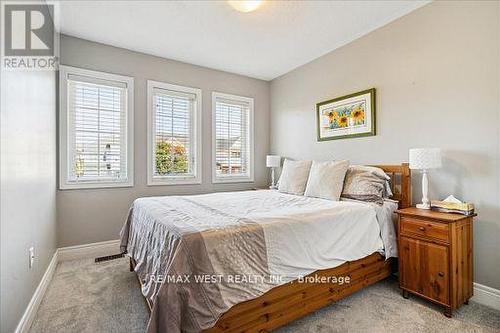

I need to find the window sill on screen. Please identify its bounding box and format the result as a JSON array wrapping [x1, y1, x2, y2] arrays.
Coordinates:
[[59, 181, 134, 190], [212, 177, 255, 184], [147, 178, 202, 186]]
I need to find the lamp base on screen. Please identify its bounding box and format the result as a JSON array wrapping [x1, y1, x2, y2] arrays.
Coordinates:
[[269, 185, 278, 190], [416, 203, 431, 210]]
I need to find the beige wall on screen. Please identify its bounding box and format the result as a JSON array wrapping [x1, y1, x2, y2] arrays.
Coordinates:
[[57, 35, 270, 247], [1, 70, 57, 332], [270, 1, 500, 289]]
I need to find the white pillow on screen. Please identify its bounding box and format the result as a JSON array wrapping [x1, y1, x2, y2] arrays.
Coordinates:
[[278, 159, 312, 195], [304, 160, 349, 200]]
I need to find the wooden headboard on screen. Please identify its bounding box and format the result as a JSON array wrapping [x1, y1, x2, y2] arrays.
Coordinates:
[[372, 163, 411, 208]]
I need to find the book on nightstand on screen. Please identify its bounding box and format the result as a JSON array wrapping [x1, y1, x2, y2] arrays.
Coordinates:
[[430, 195, 474, 216]]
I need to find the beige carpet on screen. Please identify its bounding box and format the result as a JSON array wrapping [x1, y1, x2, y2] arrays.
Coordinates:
[[30, 257, 500, 333]]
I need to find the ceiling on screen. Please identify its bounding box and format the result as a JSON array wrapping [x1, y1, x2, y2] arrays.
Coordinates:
[[58, 1, 429, 81]]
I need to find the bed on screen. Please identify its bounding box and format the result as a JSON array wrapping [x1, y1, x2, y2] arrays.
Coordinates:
[[121, 163, 411, 333]]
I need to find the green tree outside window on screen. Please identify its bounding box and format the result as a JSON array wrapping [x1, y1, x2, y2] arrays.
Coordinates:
[[155, 141, 188, 175]]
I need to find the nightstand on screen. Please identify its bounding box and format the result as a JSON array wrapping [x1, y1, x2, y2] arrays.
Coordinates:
[[395, 207, 476, 317]]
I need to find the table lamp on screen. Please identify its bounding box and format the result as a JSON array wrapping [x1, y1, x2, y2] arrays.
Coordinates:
[[266, 155, 281, 189], [409, 148, 442, 209]]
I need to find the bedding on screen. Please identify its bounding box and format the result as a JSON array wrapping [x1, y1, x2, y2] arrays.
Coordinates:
[[342, 165, 393, 204], [304, 160, 349, 201], [120, 190, 397, 333], [277, 159, 311, 195]]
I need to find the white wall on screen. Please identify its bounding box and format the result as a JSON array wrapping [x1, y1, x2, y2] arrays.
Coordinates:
[[57, 35, 271, 247], [270, 1, 500, 289], [0, 69, 57, 332]]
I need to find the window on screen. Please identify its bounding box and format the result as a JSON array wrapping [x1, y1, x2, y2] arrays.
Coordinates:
[[59, 66, 134, 189], [147, 81, 202, 185], [212, 92, 254, 183]]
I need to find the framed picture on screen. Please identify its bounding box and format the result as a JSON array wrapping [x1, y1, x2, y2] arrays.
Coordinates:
[[316, 88, 376, 141]]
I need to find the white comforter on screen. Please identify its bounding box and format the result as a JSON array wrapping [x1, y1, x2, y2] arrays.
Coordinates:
[[186, 189, 397, 281]]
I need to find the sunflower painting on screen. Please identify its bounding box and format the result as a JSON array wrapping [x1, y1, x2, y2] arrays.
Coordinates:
[[323, 103, 365, 129], [317, 88, 376, 141]]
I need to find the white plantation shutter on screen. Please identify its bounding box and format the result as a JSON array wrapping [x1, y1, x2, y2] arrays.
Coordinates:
[[153, 88, 194, 176], [147, 81, 201, 185], [59, 66, 134, 189], [68, 79, 126, 181], [213, 93, 254, 182]]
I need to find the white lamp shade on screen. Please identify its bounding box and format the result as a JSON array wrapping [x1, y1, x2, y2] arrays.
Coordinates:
[[266, 155, 281, 168], [409, 148, 442, 170]]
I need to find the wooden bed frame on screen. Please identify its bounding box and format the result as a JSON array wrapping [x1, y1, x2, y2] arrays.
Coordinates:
[[371, 163, 411, 209], [131, 163, 411, 332]]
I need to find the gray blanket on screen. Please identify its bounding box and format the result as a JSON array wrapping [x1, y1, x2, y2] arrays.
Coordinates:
[[120, 196, 274, 332]]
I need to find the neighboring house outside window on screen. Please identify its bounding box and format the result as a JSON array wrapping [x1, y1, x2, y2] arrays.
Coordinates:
[[59, 65, 134, 189], [212, 92, 254, 183]]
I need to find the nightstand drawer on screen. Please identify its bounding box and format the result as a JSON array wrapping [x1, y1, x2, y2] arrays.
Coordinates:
[[400, 217, 449, 242]]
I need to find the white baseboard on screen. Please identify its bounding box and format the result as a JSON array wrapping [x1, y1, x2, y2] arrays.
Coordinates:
[[14, 250, 58, 333], [57, 239, 121, 261], [473, 282, 500, 311]]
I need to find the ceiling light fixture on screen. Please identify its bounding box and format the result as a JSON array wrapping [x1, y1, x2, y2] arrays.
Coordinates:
[[228, 0, 262, 13]]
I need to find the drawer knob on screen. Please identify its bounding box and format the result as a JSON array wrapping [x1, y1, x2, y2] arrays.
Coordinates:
[[418, 226, 426, 231], [438, 272, 445, 277]]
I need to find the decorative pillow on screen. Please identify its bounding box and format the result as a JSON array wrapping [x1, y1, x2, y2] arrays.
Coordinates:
[[341, 165, 392, 204], [278, 159, 312, 195], [304, 160, 349, 200]]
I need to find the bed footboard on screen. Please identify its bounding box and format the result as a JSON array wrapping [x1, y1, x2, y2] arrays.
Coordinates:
[[206, 253, 392, 332]]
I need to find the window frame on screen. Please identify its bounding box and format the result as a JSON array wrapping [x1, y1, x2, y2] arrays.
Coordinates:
[[147, 80, 202, 186], [59, 65, 134, 190], [212, 91, 255, 184]]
